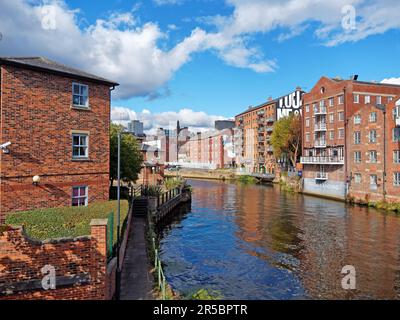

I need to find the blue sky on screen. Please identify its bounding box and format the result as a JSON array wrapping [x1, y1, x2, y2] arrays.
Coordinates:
[[1, 0, 400, 131]]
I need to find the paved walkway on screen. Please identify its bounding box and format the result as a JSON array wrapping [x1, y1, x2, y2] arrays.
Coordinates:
[[120, 216, 154, 300]]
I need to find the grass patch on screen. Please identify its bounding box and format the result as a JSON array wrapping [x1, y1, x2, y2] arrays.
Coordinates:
[[187, 288, 222, 300], [5, 200, 129, 242], [237, 175, 257, 184]]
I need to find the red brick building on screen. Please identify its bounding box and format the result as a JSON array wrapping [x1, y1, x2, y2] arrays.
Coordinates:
[[301, 76, 400, 200], [347, 95, 400, 203], [182, 129, 234, 169], [235, 89, 303, 174], [0, 57, 118, 222]]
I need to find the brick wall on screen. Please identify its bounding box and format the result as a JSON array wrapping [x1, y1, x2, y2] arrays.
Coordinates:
[[0, 219, 109, 300], [0, 65, 111, 222]]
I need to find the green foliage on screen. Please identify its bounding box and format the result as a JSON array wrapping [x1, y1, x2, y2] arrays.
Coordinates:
[[371, 201, 400, 213], [5, 201, 129, 241], [164, 177, 184, 190], [237, 175, 257, 184], [142, 185, 163, 197], [110, 124, 143, 184], [270, 114, 302, 167], [188, 288, 222, 300]]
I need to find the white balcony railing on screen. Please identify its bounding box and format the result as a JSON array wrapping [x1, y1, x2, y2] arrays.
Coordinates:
[[314, 107, 327, 115], [314, 140, 327, 148], [300, 156, 344, 165], [314, 123, 327, 131], [315, 172, 328, 180]]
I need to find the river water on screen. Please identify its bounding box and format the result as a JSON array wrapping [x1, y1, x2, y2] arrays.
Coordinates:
[[159, 179, 400, 300]]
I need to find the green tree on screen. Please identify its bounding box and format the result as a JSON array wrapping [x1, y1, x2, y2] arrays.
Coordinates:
[[110, 124, 143, 185], [270, 114, 302, 168]]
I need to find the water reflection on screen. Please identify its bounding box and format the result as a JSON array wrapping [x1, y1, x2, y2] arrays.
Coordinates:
[[159, 179, 400, 300]]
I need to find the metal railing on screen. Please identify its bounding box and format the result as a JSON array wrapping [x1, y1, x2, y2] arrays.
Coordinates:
[[316, 172, 328, 180], [106, 211, 115, 259], [314, 107, 327, 115], [157, 187, 181, 208], [314, 140, 327, 148], [152, 237, 167, 300], [314, 123, 327, 131], [301, 156, 344, 164]]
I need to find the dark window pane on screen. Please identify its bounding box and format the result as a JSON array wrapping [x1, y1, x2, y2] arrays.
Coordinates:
[[73, 147, 80, 156], [73, 136, 79, 145], [73, 95, 80, 105]]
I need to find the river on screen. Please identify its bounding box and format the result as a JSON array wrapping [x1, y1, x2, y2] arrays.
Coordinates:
[[159, 179, 400, 300]]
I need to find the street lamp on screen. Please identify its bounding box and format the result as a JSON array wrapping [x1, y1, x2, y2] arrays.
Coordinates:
[[375, 104, 387, 200]]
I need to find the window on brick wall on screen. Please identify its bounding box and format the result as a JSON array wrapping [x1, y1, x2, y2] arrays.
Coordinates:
[[354, 94, 360, 103], [329, 98, 334, 107], [305, 105, 310, 112], [305, 133, 310, 142], [329, 113, 334, 123], [393, 128, 400, 142], [369, 150, 377, 163], [329, 130, 334, 140], [393, 107, 400, 120], [369, 130, 377, 143], [377, 96, 382, 105], [338, 95, 344, 104], [370, 174, 378, 190], [338, 128, 345, 139], [338, 111, 344, 121], [72, 133, 89, 159], [394, 173, 400, 186], [354, 114, 361, 124], [354, 131, 361, 144], [354, 151, 361, 163], [72, 83, 89, 108], [369, 112, 377, 123], [72, 186, 88, 206], [354, 173, 362, 184], [365, 95, 371, 104], [394, 150, 400, 164], [305, 118, 310, 127]]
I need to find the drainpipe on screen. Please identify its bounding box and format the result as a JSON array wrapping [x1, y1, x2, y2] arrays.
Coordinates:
[[343, 87, 349, 200], [375, 104, 387, 200], [383, 108, 387, 200]]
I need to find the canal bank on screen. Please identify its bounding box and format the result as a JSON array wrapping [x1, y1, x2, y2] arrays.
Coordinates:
[[159, 179, 400, 300], [121, 183, 192, 300]]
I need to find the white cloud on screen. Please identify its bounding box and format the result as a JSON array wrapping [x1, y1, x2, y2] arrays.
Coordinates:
[[381, 78, 400, 86], [111, 106, 226, 133], [1, 0, 400, 101], [153, 0, 184, 6]]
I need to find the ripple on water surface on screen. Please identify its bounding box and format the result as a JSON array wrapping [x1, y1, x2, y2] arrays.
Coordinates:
[[160, 179, 400, 300]]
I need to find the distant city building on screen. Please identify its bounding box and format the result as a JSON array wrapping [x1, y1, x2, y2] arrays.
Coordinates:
[[180, 128, 235, 169], [215, 120, 235, 131], [152, 125, 189, 163], [128, 120, 144, 136]]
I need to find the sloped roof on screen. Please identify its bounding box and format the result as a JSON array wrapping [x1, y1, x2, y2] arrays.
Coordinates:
[[0, 57, 119, 86]]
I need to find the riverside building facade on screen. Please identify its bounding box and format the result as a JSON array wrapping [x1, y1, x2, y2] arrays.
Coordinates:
[[235, 88, 303, 174], [0, 57, 118, 222], [301, 76, 400, 200]]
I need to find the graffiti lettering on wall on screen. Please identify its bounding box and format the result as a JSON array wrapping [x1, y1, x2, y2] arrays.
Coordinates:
[[277, 90, 304, 120]]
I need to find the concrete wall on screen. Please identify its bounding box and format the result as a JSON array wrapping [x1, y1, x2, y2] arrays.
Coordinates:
[[303, 178, 346, 200]]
